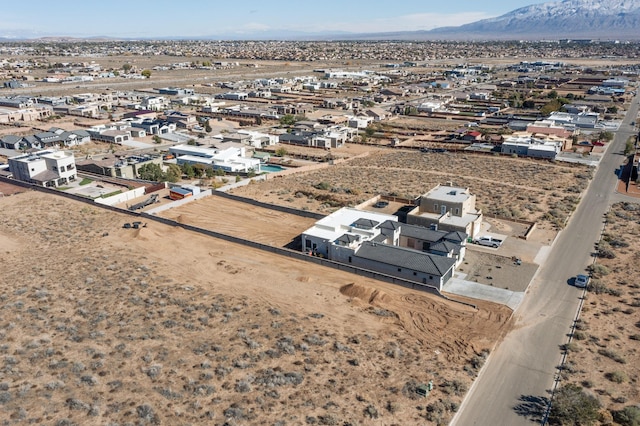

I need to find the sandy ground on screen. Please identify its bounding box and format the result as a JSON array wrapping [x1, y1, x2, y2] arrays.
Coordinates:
[[231, 149, 591, 231], [560, 201, 640, 421], [0, 190, 513, 425], [158, 194, 318, 248]]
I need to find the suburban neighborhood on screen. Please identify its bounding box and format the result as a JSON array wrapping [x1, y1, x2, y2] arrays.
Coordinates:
[[1, 32, 640, 426]]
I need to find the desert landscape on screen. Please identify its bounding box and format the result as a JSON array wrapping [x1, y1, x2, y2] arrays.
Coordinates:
[[556, 201, 640, 424], [0, 188, 513, 425], [232, 149, 593, 230]]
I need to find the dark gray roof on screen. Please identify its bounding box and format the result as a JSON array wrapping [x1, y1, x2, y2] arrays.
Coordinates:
[[352, 218, 379, 230], [377, 220, 401, 231], [335, 233, 360, 245], [355, 242, 455, 276], [400, 223, 448, 242], [72, 130, 90, 137], [444, 231, 468, 243], [429, 241, 459, 255], [1, 135, 22, 144]]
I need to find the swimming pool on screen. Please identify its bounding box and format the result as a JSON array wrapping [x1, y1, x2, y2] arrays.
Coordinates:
[[261, 164, 287, 173]]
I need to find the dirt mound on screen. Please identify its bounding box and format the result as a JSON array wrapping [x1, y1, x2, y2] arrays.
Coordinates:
[[340, 283, 389, 304]]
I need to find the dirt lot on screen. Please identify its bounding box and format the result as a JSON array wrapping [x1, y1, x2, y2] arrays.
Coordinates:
[[158, 194, 318, 248], [0, 190, 514, 425], [231, 149, 592, 230], [560, 201, 640, 422]]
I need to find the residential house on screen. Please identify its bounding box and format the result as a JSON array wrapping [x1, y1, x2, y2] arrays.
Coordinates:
[[169, 144, 261, 173], [301, 207, 464, 290], [76, 153, 162, 179], [407, 185, 483, 238], [501, 135, 563, 159], [8, 149, 77, 187]]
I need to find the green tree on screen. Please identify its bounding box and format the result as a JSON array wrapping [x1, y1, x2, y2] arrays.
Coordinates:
[[549, 383, 600, 426], [192, 163, 206, 178], [137, 163, 165, 182], [279, 114, 296, 126], [181, 163, 195, 179], [275, 147, 288, 157], [598, 131, 614, 142], [141, 69, 152, 79], [204, 167, 215, 178], [205, 122, 212, 133], [165, 164, 181, 183], [547, 90, 558, 99], [540, 100, 563, 116], [122, 63, 132, 73], [152, 135, 162, 144], [365, 126, 376, 137]]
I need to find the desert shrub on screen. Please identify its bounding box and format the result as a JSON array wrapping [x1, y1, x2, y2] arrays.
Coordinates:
[[605, 371, 627, 384], [573, 331, 586, 340], [549, 384, 600, 426], [587, 279, 608, 295], [560, 342, 580, 352], [303, 334, 326, 346], [364, 404, 379, 419], [235, 379, 252, 393], [441, 379, 468, 396], [314, 181, 331, 190], [137, 404, 159, 424], [587, 264, 610, 278], [612, 405, 640, 426], [598, 348, 627, 364]]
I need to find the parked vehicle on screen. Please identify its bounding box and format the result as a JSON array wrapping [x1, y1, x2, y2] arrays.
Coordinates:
[[575, 274, 590, 288], [474, 236, 503, 248]]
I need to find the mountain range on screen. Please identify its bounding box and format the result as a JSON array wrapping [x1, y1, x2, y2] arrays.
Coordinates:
[[336, 0, 640, 41], [1, 0, 640, 42]]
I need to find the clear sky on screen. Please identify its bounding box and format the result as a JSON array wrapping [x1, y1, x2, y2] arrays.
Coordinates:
[[1, 0, 554, 38]]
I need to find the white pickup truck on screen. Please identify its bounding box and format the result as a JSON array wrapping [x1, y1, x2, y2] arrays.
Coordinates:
[[474, 236, 503, 248]]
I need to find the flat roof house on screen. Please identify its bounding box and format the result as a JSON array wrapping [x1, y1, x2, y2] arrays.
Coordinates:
[[301, 207, 465, 291], [8, 149, 76, 187], [407, 185, 483, 238]]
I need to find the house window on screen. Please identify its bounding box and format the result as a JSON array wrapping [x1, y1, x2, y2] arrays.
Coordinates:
[[397, 268, 401, 272], [413, 272, 417, 276], [455, 208, 460, 215], [429, 275, 433, 280], [434, 203, 438, 213], [348, 256, 352, 263]]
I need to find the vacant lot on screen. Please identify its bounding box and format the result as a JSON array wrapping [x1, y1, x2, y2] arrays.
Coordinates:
[[0, 190, 512, 425], [232, 149, 593, 230], [158, 194, 318, 248], [559, 201, 640, 423]]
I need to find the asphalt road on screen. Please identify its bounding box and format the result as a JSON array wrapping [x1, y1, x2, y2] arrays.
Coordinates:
[[451, 93, 640, 426]]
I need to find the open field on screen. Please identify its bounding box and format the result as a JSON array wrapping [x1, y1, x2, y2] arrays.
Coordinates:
[[559, 201, 640, 423], [0, 190, 513, 425], [158, 195, 318, 248], [231, 149, 593, 230]]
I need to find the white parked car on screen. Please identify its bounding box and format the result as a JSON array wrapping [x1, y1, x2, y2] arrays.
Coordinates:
[[474, 236, 503, 248], [575, 274, 590, 288]]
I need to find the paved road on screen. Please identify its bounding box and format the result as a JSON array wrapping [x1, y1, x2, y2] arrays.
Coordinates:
[[451, 93, 640, 426]]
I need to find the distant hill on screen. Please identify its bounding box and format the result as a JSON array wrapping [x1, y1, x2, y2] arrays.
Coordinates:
[[338, 0, 640, 41], [427, 0, 640, 40]]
